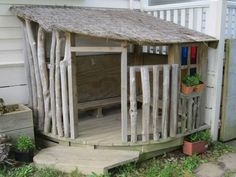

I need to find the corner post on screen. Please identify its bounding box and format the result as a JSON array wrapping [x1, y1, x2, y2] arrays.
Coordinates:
[[121, 42, 128, 143], [205, 0, 226, 140], [66, 32, 79, 139]]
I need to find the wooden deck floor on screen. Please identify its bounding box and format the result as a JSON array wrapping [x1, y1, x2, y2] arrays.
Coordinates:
[[75, 107, 162, 145]]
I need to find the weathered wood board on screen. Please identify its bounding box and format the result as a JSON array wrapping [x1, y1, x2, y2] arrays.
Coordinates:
[[0, 104, 34, 143], [220, 39, 236, 141], [76, 53, 167, 103]]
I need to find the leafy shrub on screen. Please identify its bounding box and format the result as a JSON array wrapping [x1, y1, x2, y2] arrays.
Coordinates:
[[186, 130, 212, 144], [34, 167, 64, 177], [182, 74, 201, 87], [16, 135, 35, 152]]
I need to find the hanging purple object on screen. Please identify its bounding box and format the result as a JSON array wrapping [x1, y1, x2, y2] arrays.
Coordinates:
[[181, 47, 188, 65]]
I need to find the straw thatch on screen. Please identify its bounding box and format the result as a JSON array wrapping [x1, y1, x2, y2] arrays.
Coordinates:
[[11, 5, 217, 45]]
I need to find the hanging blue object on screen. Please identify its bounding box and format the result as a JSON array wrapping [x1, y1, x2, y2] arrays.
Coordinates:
[[181, 47, 188, 65]]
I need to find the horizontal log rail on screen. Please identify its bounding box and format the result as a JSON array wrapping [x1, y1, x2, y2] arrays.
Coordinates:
[[70, 46, 123, 53]]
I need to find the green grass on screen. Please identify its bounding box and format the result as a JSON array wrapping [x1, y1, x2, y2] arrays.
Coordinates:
[[0, 142, 234, 177]]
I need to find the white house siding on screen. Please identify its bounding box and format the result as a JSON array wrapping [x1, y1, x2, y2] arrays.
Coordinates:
[[0, 0, 141, 104]]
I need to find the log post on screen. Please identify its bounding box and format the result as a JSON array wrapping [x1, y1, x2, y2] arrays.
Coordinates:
[[37, 26, 51, 133], [22, 22, 33, 109], [25, 20, 44, 131], [55, 31, 63, 137], [153, 66, 160, 140], [60, 36, 70, 138], [49, 31, 57, 135], [170, 64, 179, 137], [66, 32, 78, 139], [129, 67, 137, 143], [121, 42, 128, 143], [22, 21, 38, 126], [162, 65, 170, 139], [141, 66, 151, 142]]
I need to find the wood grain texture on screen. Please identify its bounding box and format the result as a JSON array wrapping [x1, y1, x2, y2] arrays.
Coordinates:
[[141, 66, 151, 142], [129, 67, 137, 143], [152, 66, 160, 140], [162, 65, 170, 139], [55, 31, 63, 137], [49, 31, 57, 135], [25, 20, 44, 130], [121, 42, 128, 143], [170, 64, 178, 137], [37, 26, 51, 133], [67, 33, 79, 139]]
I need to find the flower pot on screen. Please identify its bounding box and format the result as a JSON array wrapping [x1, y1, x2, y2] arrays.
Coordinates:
[[194, 82, 205, 93], [183, 140, 208, 156], [181, 83, 194, 95], [15, 150, 33, 163]]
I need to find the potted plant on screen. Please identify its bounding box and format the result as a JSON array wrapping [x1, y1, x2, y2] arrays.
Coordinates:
[[183, 130, 212, 156], [192, 74, 205, 93], [181, 75, 194, 95], [181, 74, 205, 95], [15, 135, 35, 163]]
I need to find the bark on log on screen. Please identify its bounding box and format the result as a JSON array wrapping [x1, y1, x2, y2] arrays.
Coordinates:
[[129, 67, 137, 143], [55, 31, 63, 137], [49, 31, 57, 135], [37, 26, 51, 133], [22, 21, 38, 125], [60, 60, 70, 137], [25, 19, 44, 131]]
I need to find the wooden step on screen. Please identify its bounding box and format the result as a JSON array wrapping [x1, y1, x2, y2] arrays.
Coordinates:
[[33, 145, 139, 175]]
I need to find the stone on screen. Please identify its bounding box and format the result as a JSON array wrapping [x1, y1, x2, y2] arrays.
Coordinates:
[[218, 153, 236, 171], [194, 162, 225, 177]]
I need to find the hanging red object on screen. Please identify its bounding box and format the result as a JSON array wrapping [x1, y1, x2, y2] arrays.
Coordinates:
[[191, 46, 197, 64]]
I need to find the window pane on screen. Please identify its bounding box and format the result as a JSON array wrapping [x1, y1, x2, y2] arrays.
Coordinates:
[[181, 47, 188, 65], [191, 46, 197, 64], [181, 69, 188, 78], [190, 68, 196, 76]]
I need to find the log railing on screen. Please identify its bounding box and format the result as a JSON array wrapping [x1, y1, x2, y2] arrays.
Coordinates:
[[129, 64, 204, 143], [129, 64, 179, 143]]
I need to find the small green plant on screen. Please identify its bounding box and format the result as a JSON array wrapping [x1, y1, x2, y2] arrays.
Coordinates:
[[186, 130, 212, 144], [182, 74, 201, 87], [34, 167, 64, 177], [16, 135, 35, 152]]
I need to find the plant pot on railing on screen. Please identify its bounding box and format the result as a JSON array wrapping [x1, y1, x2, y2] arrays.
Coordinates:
[[181, 74, 205, 95], [181, 83, 194, 95], [194, 81, 205, 93], [183, 130, 211, 156], [14, 135, 35, 163]]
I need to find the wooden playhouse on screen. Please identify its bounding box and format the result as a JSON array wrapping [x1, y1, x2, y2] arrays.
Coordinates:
[[10, 6, 218, 159]]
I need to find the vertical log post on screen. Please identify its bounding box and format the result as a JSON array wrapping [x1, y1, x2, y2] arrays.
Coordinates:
[[37, 26, 51, 133], [187, 99, 193, 131], [170, 64, 179, 137], [49, 31, 57, 135], [141, 67, 150, 142], [22, 22, 33, 109], [162, 65, 170, 139], [55, 31, 63, 137], [22, 21, 38, 126], [153, 66, 160, 140], [25, 20, 44, 131], [121, 42, 128, 143], [66, 32, 79, 139], [60, 33, 70, 138], [129, 67, 137, 143]]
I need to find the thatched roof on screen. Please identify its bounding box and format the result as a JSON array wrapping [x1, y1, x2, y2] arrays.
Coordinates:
[[11, 6, 217, 45]]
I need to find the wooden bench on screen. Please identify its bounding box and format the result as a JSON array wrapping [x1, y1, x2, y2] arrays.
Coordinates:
[[77, 97, 121, 118]]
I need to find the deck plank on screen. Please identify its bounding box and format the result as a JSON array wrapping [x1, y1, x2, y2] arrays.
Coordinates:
[[34, 146, 139, 174]]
